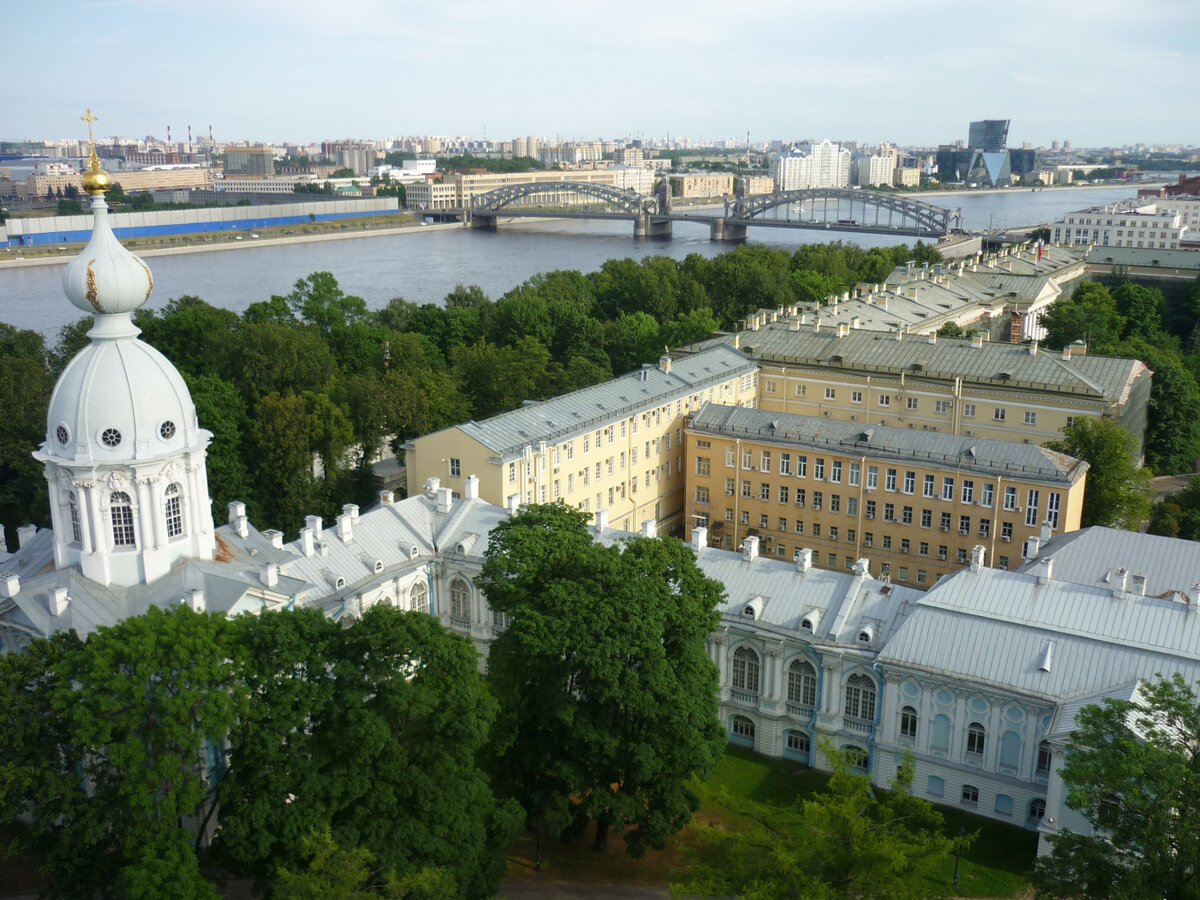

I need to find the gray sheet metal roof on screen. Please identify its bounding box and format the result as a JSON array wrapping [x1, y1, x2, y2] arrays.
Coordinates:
[[694, 542, 923, 647], [450, 344, 755, 457], [1017, 526, 1200, 600], [739, 324, 1145, 400], [689, 403, 1087, 485], [878, 566, 1200, 703]]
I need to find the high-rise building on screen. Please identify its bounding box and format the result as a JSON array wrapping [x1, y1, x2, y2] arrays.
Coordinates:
[[968, 119, 1010, 152], [223, 146, 275, 176]]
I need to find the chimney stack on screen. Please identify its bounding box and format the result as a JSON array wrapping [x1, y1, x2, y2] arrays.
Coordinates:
[[796, 547, 813, 572], [691, 526, 708, 551]]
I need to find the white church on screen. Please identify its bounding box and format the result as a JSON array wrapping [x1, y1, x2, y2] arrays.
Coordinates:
[[4, 147, 1200, 856]]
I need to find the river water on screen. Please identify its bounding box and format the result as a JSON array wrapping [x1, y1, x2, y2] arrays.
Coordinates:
[[0, 184, 1141, 338]]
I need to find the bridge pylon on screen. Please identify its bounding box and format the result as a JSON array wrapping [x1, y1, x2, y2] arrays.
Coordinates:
[[634, 213, 672, 238], [710, 218, 748, 242]]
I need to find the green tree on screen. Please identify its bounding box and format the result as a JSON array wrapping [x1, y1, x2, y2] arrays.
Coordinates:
[[56, 197, 82, 215], [1147, 476, 1200, 541], [1112, 282, 1166, 339], [678, 747, 971, 900], [1118, 337, 1200, 473], [1046, 417, 1151, 528], [479, 504, 726, 857], [135, 295, 239, 379], [1039, 282, 1126, 352], [0, 324, 54, 544], [282, 272, 369, 336], [936, 321, 965, 338], [605, 311, 662, 373], [1033, 674, 1200, 899], [790, 268, 843, 304], [329, 167, 356, 178]]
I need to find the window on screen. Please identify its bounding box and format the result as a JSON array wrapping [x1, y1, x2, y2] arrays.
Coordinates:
[[759, 514, 769, 529], [963, 403, 976, 418], [779, 485, 790, 504], [795, 520, 804, 534], [900, 706, 918, 739], [865, 500, 875, 519], [450, 578, 471, 624], [851, 390, 863, 404], [979, 519, 991, 537], [847, 496, 858, 516], [923, 474, 935, 497], [760, 483, 770, 501], [741, 510, 750, 525], [695, 486, 710, 504], [164, 483, 183, 539], [1028, 799, 1046, 822], [903, 471, 915, 494], [935, 400, 949, 414], [725, 508, 733, 522], [921, 508, 932, 528], [884, 502, 895, 522], [906, 397, 918, 411], [885, 468, 897, 491], [778, 517, 788, 532], [1026, 489, 1040, 527], [788, 660, 818, 707], [815, 458, 825, 480], [731, 715, 755, 742], [902, 506, 913, 525], [741, 480, 751, 498], [1024, 411, 1037, 425], [878, 395, 891, 408], [69, 492, 82, 544], [993, 407, 1006, 422], [844, 745, 869, 771], [942, 477, 955, 501], [844, 673, 876, 720], [830, 494, 841, 513], [917, 569, 927, 584], [812, 523, 821, 538], [812, 492, 823, 511], [961, 480, 974, 504], [796, 489, 806, 507], [882, 534, 892, 550], [785, 730, 811, 757], [796, 455, 808, 478], [919, 541, 929, 556], [930, 714, 951, 755], [940, 511, 952, 530], [831, 460, 842, 483], [961, 784, 979, 805], [732, 647, 760, 693], [508, 463, 517, 484], [696, 456, 711, 476], [829, 526, 839, 541], [1036, 741, 1052, 776], [110, 491, 136, 547], [1004, 486, 1018, 511], [981, 483, 994, 507], [867, 466, 878, 489], [900, 538, 910, 555], [849, 462, 860, 486], [847, 528, 856, 543], [725, 477, 735, 496], [959, 515, 971, 535], [927, 775, 945, 797], [1047, 492, 1061, 529], [966, 722, 986, 757], [780, 452, 792, 475], [726, 446, 735, 466], [825, 387, 836, 400], [410, 582, 428, 614], [795, 384, 807, 397], [957, 547, 968, 564]]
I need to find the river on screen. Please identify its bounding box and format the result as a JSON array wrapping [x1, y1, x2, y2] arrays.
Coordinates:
[[0, 184, 1141, 337]]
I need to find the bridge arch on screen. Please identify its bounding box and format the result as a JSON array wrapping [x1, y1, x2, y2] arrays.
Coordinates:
[[470, 181, 651, 215], [728, 189, 961, 236]]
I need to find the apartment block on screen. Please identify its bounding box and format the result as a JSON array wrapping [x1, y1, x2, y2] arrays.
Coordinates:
[[737, 323, 1151, 451], [684, 404, 1088, 585], [404, 346, 758, 535]]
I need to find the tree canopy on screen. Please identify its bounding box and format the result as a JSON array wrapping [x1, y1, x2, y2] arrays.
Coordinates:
[[1046, 417, 1151, 528], [478, 503, 726, 857], [1033, 674, 1200, 899]]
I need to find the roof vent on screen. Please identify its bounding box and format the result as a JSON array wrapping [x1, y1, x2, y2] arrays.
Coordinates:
[[1130, 573, 1147, 596], [1037, 640, 1054, 672], [398, 541, 419, 560], [324, 571, 346, 590], [857, 624, 875, 645]]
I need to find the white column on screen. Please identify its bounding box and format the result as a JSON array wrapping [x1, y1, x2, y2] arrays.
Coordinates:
[[75, 481, 94, 554], [86, 483, 105, 551], [149, 478, 166, 549], [135, 477, 154, 550]]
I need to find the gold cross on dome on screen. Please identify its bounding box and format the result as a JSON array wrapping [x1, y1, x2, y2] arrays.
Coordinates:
[[81, 108, 98, 149]]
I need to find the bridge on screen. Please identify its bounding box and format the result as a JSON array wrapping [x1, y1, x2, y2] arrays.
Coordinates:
[[463, 181, 963, 242]]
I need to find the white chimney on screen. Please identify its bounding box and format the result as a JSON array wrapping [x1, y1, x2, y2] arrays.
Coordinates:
[[234, 514, 249, 539], [182, 589, 206, 612], [1041, 520, 1053, 543], [742, 536, 760, 561], [1062, 346, 1072, 361], [343, 503, 360, 524], [301, 527, 316, 558], [228, 501, 246, 525], [464, 474, 480, 500], [795, 547, 813, 572], [691, 526, 708, 551], [970, 545, 986, 573], [379, 490, 395, 505], [1130, 573, 1147, 596], [641, 519, 657, 538], [260, 564, 279, 588], [853, 558, 870, 578], [1024, 536, 1041, 561], [306, 515, 323, 535], [0, 572, 18, 599], [658, 354, 672, 374], [47, 586, 69, 616], [837, 323, 850, 337], [1028, 341, 1039, 356], [1112, 567, 1129, 597], [263, 528, 284, 549], [595, 508, 610, 533], [971, 332, 983, 349], [927, 333, 937, 345], [1037, 557, 1054, 585], [17, 524, 37, 549], [506, 494, 520, 516], [336, 513, 354, 544], [436, 487, 453, 514], [424, 477, 440, 495]]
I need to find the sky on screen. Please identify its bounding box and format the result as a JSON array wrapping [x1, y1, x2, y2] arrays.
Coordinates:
[[5, 0, 1199, 149]]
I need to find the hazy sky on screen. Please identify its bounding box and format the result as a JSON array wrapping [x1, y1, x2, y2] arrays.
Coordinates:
[[6, 0, 1198, 149]]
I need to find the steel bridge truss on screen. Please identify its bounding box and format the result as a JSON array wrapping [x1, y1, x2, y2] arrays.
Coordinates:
[[726, 189, 961, 236], [469, 181, 652, 214]]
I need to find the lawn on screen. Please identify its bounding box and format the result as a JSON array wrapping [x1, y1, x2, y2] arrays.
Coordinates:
[[501, 745, 1037, 898]]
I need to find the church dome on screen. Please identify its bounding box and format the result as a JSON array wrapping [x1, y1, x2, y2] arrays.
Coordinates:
[[61, 194, 153, 316], [45, 320, 206, 465]]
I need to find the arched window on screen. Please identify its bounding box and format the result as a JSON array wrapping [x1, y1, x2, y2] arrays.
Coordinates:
[[1028, 798, 1046, 823], [110, 491, 136, 547], [784, 729, 810, 760], [732, 646, 760, 693], [966, 722, 987, 757], [731, 715, 755, 746], [961, 784, 979, 805], [450, 578, 471, 623], [844, 673, 876, 720], [844, 745, 869, 770], [900, 705, 919, 740], [69, 492, 82, 544], [1036, 741, 1052, 776], [410, 582, 428, 614], [164, 483, 183, 539], [787, 659, 817, 707]]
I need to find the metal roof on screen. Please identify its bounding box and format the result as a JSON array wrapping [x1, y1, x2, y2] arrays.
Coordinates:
[[444, 344, 755, 458], [689, 403, 1088, 485], [738, 324, 1146, 400]]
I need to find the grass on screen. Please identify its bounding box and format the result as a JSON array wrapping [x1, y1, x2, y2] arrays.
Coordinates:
[[501, 745, 1037, 898]]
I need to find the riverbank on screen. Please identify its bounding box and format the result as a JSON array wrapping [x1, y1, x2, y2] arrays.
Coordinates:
[[0, 219, 463, 269]]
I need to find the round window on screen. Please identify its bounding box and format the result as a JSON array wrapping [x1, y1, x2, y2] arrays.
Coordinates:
[[56, 424, 70, 446], [159, 420, 176, 440], [100, 427, 122, 448]]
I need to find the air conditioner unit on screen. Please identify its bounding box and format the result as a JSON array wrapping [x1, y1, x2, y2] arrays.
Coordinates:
[[796, 500, 806, 508], [978, 529, 989, 538], [865, 512, 874, 520], [864, 538, 873, 547], [959, 528, 970, 535], [939, 525, 950, 532], [1001, 535, 1011, 543], [884, 516, 895, 523], [938, 551, 948, 560]]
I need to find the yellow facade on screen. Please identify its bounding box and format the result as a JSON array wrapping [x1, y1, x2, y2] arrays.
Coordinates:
[[685, 404, 1087, 587], [405, 348, 759, 535], [674, 173, 735, 198]]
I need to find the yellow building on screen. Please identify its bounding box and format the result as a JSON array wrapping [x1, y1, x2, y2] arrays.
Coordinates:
[[404, 346, 758, 535], [673, 173, 735, 198], [731, 323, 1151, 452], [685, 404, 1088, 586]]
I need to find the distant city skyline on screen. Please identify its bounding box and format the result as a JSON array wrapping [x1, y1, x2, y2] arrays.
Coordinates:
[[6, 0, 1199, 148]]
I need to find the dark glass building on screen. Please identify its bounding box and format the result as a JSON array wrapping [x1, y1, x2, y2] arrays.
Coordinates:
[[968, 119, 1010, 152]]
